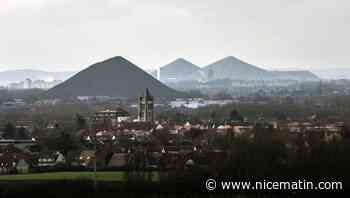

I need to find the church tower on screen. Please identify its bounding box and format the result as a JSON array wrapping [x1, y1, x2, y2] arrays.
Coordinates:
[[138, 88, 154, 122]]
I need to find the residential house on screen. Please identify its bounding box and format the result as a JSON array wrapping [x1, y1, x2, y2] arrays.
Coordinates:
[[37, 151, 65, 168], [16, 159, 30, 174], [107, 152, 128, 168], [93, 108, 131, 127]]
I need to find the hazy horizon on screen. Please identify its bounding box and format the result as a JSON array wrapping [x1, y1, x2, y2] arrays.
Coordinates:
[[1, 0, 349, 72], [0, 55, 349, 74]]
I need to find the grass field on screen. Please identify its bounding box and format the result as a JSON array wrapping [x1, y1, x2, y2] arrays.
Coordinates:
[[0, 172, 125, 181], [0, 171, 159, 182]]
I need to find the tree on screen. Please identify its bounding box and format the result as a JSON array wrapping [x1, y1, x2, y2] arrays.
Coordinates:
[[2, 122, 16, 139], [152, 129, 171, 145], [229, 109, 244, 122], [210, 111, 217, 121], [41, 129, 82, 157], [75, 114, 87, 130], [56, 131, 81, 157], [187, 89, 204, 98], [343, 125, 350, 140], [184, 128, 203, 143], [212, 91, 231, 100], [275, 112, 288, 121], [17, 127, 29, 139]]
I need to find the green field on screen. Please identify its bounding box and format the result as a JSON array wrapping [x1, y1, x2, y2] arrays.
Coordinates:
[[0, 172, 159, 182], [0, 172, 125, 181]]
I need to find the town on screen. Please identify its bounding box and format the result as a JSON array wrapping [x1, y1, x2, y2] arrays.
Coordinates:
[[0, 88, 349, 183]]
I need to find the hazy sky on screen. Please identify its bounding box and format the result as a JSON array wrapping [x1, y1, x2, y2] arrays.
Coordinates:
[[0, 0, 349, 72]]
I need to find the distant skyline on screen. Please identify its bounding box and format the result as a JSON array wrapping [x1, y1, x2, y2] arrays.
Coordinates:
[[1, 0, 349, 72]]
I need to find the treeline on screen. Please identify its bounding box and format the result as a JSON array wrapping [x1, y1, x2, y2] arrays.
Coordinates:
[[0, 103, 94, 127], [158, 96, 350, 124], [0, 89, 45, 103], [157, 125, 350, 193], [1, 123, 29, 139]]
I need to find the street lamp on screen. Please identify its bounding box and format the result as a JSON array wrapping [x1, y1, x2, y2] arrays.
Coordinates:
[[86, 135, 97, 191]]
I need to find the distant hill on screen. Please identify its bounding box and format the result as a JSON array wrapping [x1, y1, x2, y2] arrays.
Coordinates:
[[46, 56, 183, 99], [190, 56, 275, 82], [144, 69, 157, 79], [152, 56, 321, 84], [184, 56, 320, 83], [159, 58, 201, 83], [312, 68, 350, 80], [0, 69, 75, 85], [271, 70, 320, 81]]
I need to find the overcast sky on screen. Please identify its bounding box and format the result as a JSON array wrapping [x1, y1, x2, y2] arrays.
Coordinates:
[[0, 0, 349, 72]]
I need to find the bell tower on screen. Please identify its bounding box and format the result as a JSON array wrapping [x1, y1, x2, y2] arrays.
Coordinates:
[[138, 88, 154, 122]]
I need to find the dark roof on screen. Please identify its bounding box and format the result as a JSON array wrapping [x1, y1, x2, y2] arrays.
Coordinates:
[[116, 122, 153, 131], [0, 144, 23, 154], [38, 151, 59, 160], [0, 153, 33, 165]]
